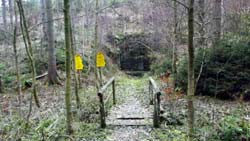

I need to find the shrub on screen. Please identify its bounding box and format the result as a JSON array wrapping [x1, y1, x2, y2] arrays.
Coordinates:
[[217, 114, 250, 141], [177, 39, 250, 100]]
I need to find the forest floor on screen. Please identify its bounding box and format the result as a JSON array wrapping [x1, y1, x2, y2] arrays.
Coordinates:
[[0, 74, 250, 141]]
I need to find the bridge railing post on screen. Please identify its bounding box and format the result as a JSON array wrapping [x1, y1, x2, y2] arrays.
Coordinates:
[[149, 77, 161, 128], [98, 92, 106, 128], [149, 80, 153, 105], [97, 77, 115, 128], [112, 80, 116, 105]]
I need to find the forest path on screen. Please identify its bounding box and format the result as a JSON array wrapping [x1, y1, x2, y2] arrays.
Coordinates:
[[105, 77, 156, 141]]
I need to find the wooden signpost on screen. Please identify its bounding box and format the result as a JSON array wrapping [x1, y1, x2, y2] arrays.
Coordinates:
[[96, 52, 106, 86]]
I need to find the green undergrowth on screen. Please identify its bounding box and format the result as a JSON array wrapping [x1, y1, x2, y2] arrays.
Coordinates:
[[156, 98, 250, 141]]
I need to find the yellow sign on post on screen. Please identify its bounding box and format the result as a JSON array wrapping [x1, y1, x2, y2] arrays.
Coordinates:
[[75, 54, 84, 70], [96, 52, 106, 67]]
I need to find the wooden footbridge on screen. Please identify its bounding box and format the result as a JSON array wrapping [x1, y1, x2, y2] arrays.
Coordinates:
[[97, 77, 162, 128]]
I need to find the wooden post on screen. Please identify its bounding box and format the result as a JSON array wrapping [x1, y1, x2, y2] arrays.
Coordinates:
[[157, 92, 161, 118], [99, 68, 103, 86], [149, 81, 153, 105], [98, 93, 106, 128], [0, 75, 3, 93], [78, 70, 81, 88], [153, 92, 160, 128], [112, 80, 116, 105]]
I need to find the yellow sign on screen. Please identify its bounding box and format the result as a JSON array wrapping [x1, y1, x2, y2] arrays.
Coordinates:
[[96, 52, 106, 67], [75, 54, 84, 70]]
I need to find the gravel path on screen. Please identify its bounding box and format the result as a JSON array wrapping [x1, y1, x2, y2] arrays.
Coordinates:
[[105, 81, 156, 141]]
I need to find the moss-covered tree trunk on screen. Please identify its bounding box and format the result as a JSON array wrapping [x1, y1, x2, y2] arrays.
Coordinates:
[[64, 0, 73, 134], [187, 0, 195, 140], [16, 0, 40, 108], [69, 6, 80, 108]]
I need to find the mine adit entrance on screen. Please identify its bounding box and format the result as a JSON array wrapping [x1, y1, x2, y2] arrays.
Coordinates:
[[120, 43, 151, 72], [107, 33, 153, 76], [106, 33, 155, 76]]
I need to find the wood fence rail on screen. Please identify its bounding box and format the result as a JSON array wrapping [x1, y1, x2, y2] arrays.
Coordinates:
[[97, 77, 116, 128]]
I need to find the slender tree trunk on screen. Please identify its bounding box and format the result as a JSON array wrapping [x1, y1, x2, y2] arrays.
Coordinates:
[[2, 0, 7, 54], [212, 0, 222, 47], [16, 0, 40, 108], [187, 0, 195, 140], [94, 0, 100, 90], [9, 0, 14, 30], [2, 0, 7, 29], [70, 1, 80, 109], [64, 0, 73, 134], [46, 0, 59, 85], [172, 0, 178, 90], [40, 0, 47, 57], [13, 1, 22, 114], [195, 0, 206, 91], [198, 0, 205, 47]]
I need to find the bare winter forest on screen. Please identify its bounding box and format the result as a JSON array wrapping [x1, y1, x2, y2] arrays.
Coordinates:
[[0, 0, 250, 141]]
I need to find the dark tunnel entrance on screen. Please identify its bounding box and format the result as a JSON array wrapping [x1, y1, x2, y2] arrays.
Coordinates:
[[120, 44, 151, 72]]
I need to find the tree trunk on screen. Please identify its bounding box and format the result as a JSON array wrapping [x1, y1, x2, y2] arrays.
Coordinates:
[[40, 0, 47, 57], [46, 0, 59, 85], [13, 1, 22, 114], [2, 0, 7, 29], [16, 0, 40, 108], [198, 0, 205, 47], [187, 0, 195, 140], [64, 0, 73, 134], [9, 0, 14, 30], [70, 1, 80, 108], [94, 0, 101, 90], [172, 0, 178, 90], [212, 0, 222, 47]]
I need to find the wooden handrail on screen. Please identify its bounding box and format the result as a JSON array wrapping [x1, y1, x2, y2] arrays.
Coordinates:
[[149, 77, 161, 128], [149, 77, 160, 92], [99, 77, 115, 94], [97, 77, 116, 128]]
